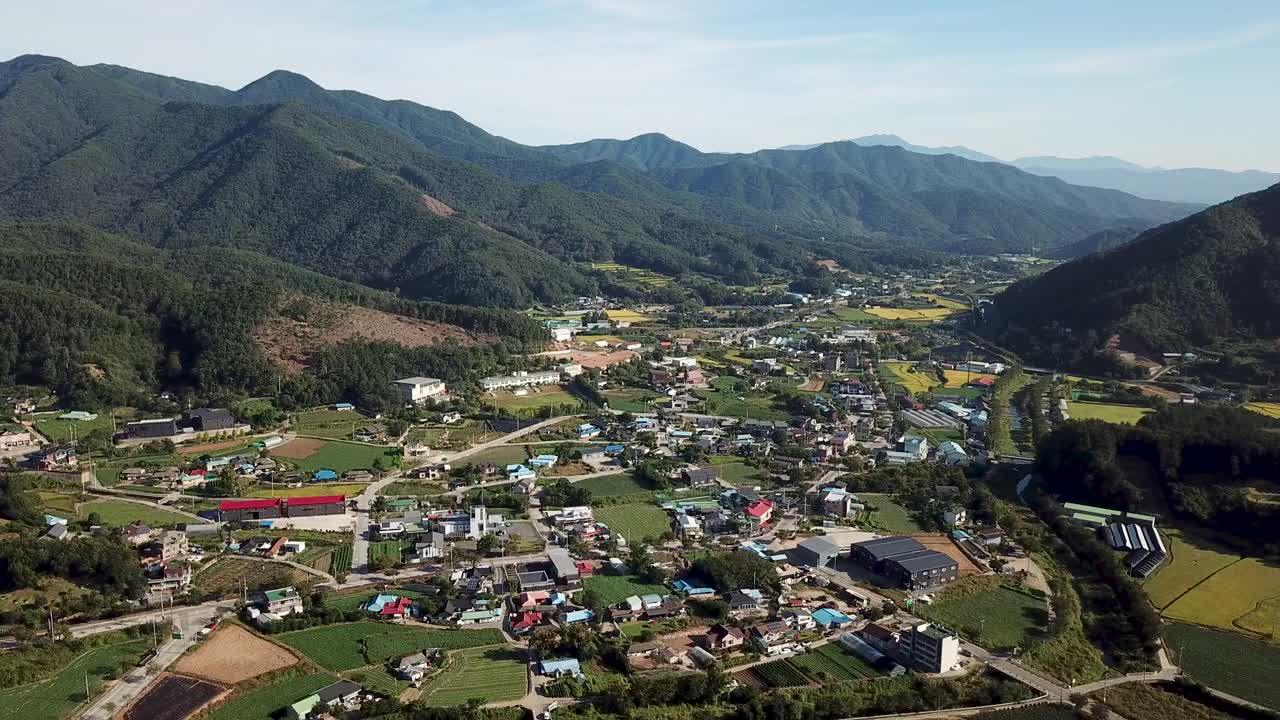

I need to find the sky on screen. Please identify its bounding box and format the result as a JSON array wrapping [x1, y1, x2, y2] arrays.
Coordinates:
[[3, 0, 1278, 171]]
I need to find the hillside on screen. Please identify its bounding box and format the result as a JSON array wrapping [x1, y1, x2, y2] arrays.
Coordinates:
[[778, 134, 1002, 163], [1012, 159, 1280, 205], [1049, 224, 1146, 260], [991, 182, 1280, 365]]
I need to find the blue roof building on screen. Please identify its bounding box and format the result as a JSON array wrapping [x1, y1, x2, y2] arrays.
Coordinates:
[[540, 658, 583, 677], [563, 609, 594, 624], [313, 469, 338, 482], [812, 608, 852, 628]]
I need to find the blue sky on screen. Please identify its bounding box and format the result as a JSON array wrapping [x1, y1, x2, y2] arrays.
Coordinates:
[[3, 0, 1277, 170]]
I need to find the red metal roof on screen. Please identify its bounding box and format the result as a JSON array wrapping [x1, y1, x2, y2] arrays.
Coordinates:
[[219, 498, 281, 511], [745, 499, 774, 518], [285, 495, 346, 507]]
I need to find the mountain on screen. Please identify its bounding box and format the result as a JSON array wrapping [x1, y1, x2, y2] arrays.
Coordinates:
[[1011, 157, 1280, 205], [538, 133, 707, 171], [991, 182, 1280, 364], [777, 134, 1002, 164], [1048, 224, 1146, 260]]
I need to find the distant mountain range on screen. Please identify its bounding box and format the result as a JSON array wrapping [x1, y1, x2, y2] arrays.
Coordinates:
[[992, 181, 1280, 365], [780, 135, 1278, 205]]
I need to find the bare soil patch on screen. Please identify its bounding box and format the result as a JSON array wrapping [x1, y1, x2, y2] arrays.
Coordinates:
[[799, 379, 826, 392], [912, 533, 980, 575], [173, 625, 299, 684], [254, 296, 495, 374], [273, 437, 326, 460], [420, 193, 456, 216], [568, 349, 637, 369], [123, 673, 226, 720]]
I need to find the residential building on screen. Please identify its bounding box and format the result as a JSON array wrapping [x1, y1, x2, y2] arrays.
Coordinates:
[[781, 607, 816, 631], [285, 680, 364, 720], [675, 513, 703, 539], [905, 623, 961, 673], [727, 590, 764, 616], [394, 652, 438, 682], [745, 499, 774, 528], [941, 507, 967, 528], [479, 370, 561, 391], [506, 464, 536, 482], [705, 623, 747, 651], [539, 658, 583, 678], [558, 363, 584, 378], [394, 377, 448, 404], [548, 548, 581, 586], [253, 587, 303, 616], [682, 467, 720, 487]]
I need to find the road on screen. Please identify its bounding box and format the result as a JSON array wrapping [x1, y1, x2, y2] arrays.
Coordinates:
[[68, 599, 235, 639], [77, 602, 237, 720]]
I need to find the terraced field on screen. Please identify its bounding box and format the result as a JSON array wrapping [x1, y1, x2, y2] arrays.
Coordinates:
[[420, 647, 527, 706], [790, 643, 882, 680], [278, 623, 503, 672], [0, 639, 150, 720]]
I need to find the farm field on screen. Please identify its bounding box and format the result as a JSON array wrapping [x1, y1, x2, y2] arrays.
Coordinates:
[[77, 499, 192, 527], [737, 658, 812, 688], [369, 540, 412, 565], [858, 494, 923, 533], [420, 647, 527, 706], [790, 643, 882, 680], [122, 673, 225, 720], [491, 388, 582, 413], [93, 453, 178, 486], [831, 307, 879, 322], [201, 670, 337, 720], [601, 389, 662, 413], [694, 377, 788, 421], [1066, 401, 1152, 424], [716, 462, 763, 484], [278, 623, 503, 671], [878, 361, 939, 394], [1246, 402, 1280, 420], [582, 574, 668, 605], [1092, 682, 1242, 720], [291, 408, 368, 439], [1163, 556, 1280, 634], [864, 306, 959, 321], [1142, 530, 1240, 610], [593, 503, 670, 543], [192, 558, 314, 598], [585, 262, 670, 287], [915, 578, 1048, 649], [173, 625, 298, 684], [407, 422, 494, 450], [967, 707, 1078, 720], [36, 491, 77, 516], [941, 369, 997, 387], [328, 545, 353, 576], [288, 441, 394, 475], [605, 309, 651, 324], [248, 482, 366, 498], [1166, 622, 1280, 710], [916, 293, 969, 310], [29, 411, 121, 442], [0, 639, 149, 720], [456, 445, 528, 468], [379, 480, 448, 497], [575, 473, 650, 497]]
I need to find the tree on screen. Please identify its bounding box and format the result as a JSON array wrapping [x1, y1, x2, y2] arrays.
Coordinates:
[[477, 533, 500, 555]]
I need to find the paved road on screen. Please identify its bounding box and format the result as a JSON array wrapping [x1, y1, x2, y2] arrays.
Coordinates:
[[68, 600, 235, 639]]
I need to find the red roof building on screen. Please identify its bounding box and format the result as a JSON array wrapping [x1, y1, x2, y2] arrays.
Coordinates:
[[745, 499, 774, 526], [575, 561, 595, 576], [512, 611, 544, 632], [285, 495, 346, 507], [380, 596, 415, 618]]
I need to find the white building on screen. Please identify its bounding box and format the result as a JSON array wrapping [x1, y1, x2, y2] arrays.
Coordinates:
[[906, 623, 960, 673], [480, 370, 561, 391], [675, 513, 703, 539], [467, 506, 503, 539], [394, 377, 448, 404], [558, 363, 584, 378]]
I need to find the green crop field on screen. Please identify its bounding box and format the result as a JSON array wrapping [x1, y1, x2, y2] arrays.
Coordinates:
[[858, 494, 923, 533], [740, 659, 811, 688], [456, 445, 528, 468], [582, 574, 668, 605], [77, 499, 192, 528], [593, 503, 670, 543], [694, 377, 788, 421], [716, 462, 763, 484], [574, 473, 651, 497], [832, 307, 879, 323], [420, 647, 527, 706], [292, 441, 395, 475], [0, 639, 150, 720], [248, 482, 367, 498], [1166, 622, 1280, 710], [407, 422, 494, 450], [192, 557, 314, 598], [93, 453, 178, 487], [491, 388, 582, 413], [1065, 401, 1152, 425], [278, 623, 503, 671], [1142, 529, 1240, 610], [369, 540, 412, 565], [292, 408, 367, 439], [202, 670, 336, 720], [790, 643, 882, 680], [915, 578, 1048, 649], [30, 412, 120, 442], [329, 545, 353, 575], [601, 389, 662, 413]]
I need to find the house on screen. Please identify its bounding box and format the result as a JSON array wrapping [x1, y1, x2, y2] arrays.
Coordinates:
[[675, 513, 703, 539], [506, 464, 536, 482], [528, 454, 559, 469], [974, 528, 1005, 546], [539, 658, 584, 678], [704, 623, 747, 651], [939, 441, 969, 466], [287, 680, 364, 720], [563, 609, 594, 624], [681, 467, 720, 487], [752, 620, 789, 647], [457, 608, 503, 625], [727, 590, 763, 616], [903, 436, 929, 460], [745, 499, 774, 528], [548, 548, 582, 586], [394, 652, 438, 682], [812, 607, 852, 629], [253, 587, 303, 616], [577, 423, 601, 440], [440, 411, 463, 424], [821, 488, 860, 518], [394, 377, 448, 404], [941, 507, 967, 528], [859, 623, 900, 653], [511, 611, 544, 633], [781, 607, 816, 631], [121, 524, 155, 546], [41, 523, 69, 541], [408, 463, 449, 480]]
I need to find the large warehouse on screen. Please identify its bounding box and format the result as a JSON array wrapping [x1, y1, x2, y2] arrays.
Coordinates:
[[851, 536, 958, 590], [795, 536, 843, 568], [219, 495, 348, 523]]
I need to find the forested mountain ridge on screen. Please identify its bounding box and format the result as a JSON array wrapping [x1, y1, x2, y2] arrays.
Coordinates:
[[991, 182, 1280, 365], [82, 55, 1197, 255]]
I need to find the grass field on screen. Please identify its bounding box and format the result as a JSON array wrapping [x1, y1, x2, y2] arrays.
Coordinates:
[[30, 412, 120, 442], [407, 422, 494, 451], [292, 408, 370, 439], [605, 309, 651, 324], [201, 670, 335, 720], [915, 577, 1048, 649], [1166, 622, 1280, 710], [291, 441, 395, 475], [1066, 401, 1152, 424], [248, 482, 366, 498], [865, 306, 959, 321], [601, 389, 662, 413], [1142, 530, 1240, 610], [717, 462, 763, 484], [77, 499, 191, 527], [369, 540, 412, 565], [1163, 556, 1280, 634], [278, 623, 503, 671], [456, 445, 528, 468], [858, 494, 923, 533], [37, 491, 78, 516], [879, 361, 940, 394], [916, 294, 969, 310], [693, 377, 788, 421], [582, 574, 668, 605], [574, 473, 651, 497], [593, 503, 670, 543], [831, 307, 879, 323], [0, 639, 150, 720], [491, 388, 583, 413], [790, 643, 882, 680], [420, 647, 528, 706], [1246, 402, 1280, 420]]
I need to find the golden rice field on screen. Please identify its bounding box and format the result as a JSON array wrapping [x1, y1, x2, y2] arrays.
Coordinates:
[[864, 306, 960, 321], [1163, 556, 1280, 635], [605, 309, 651, 323], [1246, 402, 1280, 420], [1143, 530, 1241, 610], [880, 361, 939, 393], [586, 262, 670, 286], [915, 293, 969, 310], [1066, 401, 1152, 424], [942, 370, 997, 387]]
